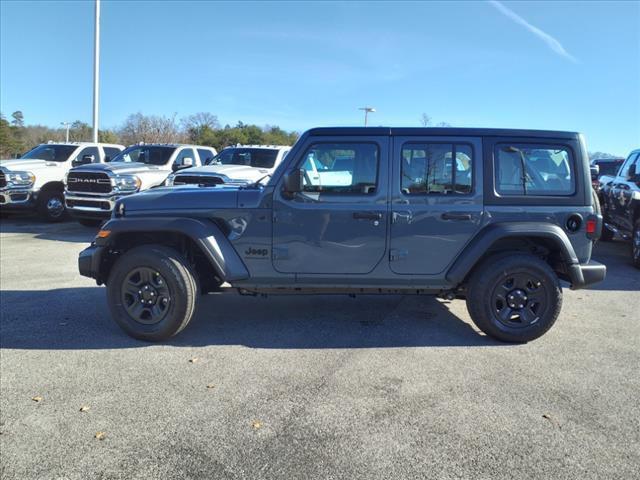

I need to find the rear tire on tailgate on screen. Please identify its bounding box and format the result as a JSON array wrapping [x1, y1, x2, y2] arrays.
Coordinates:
[[466, 253, 562, 343], [107, 244, 199, 341]]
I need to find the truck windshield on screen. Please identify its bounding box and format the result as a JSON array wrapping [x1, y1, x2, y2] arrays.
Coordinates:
[[109, 146, 177, 165], [20, 144, 77, 162], [211, 148, 279, 168]]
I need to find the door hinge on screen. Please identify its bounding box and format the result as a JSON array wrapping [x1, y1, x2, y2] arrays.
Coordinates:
[[389, 248, 408, 261]]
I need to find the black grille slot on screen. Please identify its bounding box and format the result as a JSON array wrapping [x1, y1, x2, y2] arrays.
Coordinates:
[[67, 199, 111, 210], [0, 173, 6, 188], [67, 172, 112, 193], [174, 175, 224, 186]]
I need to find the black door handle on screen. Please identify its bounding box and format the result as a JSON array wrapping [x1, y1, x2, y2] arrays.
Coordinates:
[[353, 212, 383, 220], [441, 212, 472, 221]]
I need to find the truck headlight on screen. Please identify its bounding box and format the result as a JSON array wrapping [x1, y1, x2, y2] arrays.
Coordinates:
[[165, 174, 176, 186], [113, 175, 141, 192], [6, 171, 35, 187]]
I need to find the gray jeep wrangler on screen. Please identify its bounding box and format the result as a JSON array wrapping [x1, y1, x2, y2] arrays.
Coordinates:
[[79, 127, 606, 343]]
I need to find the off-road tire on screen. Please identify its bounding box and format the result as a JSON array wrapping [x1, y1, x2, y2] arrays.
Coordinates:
[[632, 219, 640, 269], [37, 190, 67, 222], [78, 219, 103, 228], [466, 253, 562, 343], [107, 244, 199, 341]]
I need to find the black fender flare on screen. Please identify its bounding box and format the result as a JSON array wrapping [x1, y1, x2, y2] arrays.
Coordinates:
[[446, 222, 581, 285], [97, 216, 249, 281]]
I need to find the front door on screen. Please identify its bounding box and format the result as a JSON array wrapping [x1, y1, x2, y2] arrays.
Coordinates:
[[272, 136, 389, 274], [389, 136, 483, 275]]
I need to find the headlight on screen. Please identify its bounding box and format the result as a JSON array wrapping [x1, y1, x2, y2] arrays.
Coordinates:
[[113, 175, 141, 192], [6, 171, 35, 187], [165, 174, 175, 186]]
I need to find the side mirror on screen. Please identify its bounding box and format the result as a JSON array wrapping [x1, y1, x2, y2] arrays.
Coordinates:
[[283, 169, 304, 195], [173, 157, 194, 172], [73, 154, 95, 166], [590, 164, 599, 181]]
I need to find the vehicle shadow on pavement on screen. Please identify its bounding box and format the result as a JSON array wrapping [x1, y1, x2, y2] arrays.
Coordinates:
[[0, 288, 504, 350], [0, 217, 97, 243], [589, 241, 640, 291]]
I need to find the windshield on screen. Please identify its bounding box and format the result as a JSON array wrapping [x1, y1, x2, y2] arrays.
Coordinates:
[[211, 148, 279, 168], [20, 144, 77, 162], [109, 145, 177, 165]]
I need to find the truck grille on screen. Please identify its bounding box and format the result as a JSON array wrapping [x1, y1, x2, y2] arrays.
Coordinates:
[[0, 173, 6, 188], [173, 175, 224, 186], [67, 172, 112, 193]]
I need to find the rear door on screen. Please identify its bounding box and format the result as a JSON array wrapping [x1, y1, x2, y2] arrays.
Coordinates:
[[389, 136, 483, 274]]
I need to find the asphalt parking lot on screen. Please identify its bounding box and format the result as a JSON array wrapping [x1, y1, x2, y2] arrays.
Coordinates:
[[0, 217, 638, 480]]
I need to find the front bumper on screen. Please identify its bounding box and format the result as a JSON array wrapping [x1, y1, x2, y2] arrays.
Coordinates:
[[65, 191, 121, 219], [78, 244, 106, 283], [568, 260, 607, 290], [0, 188, 37, 210]]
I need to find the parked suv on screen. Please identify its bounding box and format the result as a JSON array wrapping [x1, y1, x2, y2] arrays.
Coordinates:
[[79, 127, 606, 343], [0, 142, 124, 221], [166, 145, 291, 187], [598, 148, 640, 267], [65, 143, 217, 225]]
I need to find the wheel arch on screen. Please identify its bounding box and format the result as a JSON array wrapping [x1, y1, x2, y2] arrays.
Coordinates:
[[94, 217, 249, 291], [39, 181, 65, 193], [446, 223, 581, 287]]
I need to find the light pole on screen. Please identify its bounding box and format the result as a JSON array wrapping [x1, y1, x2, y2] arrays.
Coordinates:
[[92, 0, 101, 142], [60, 122, 70, 142], [358, 106, 376, 126]]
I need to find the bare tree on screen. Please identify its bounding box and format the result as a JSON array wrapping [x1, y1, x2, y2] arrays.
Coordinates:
[[119, 113, 185, 145], [420, 113, 432, 127]]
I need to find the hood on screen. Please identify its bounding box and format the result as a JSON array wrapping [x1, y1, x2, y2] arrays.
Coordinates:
[[74, 162, 168, 176], [120, 185, 241, 212], [178, 164, 269, 182], [0, 159, 63, 172]]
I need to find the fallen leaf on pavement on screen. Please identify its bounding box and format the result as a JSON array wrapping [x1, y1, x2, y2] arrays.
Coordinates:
[[31, 396, 43, 403], [206, 384, 215, 389], [79, 406, 90, 412], [189, 358, 199, 363], [95, 431, 106, 440], [252, 421, 262, 429]]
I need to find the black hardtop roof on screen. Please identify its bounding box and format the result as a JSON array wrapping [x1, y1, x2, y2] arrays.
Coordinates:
[[305, 127, 581, 139]]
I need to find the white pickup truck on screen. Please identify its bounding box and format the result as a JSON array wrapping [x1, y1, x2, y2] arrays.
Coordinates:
[[0, 142, 124, 221], [65, 143, 217, 225], [165, 145, 291, 187]]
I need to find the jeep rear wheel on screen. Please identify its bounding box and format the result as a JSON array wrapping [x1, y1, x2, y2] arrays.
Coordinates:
[[107, 245, 199, 341], [466, 253, 562, 343]]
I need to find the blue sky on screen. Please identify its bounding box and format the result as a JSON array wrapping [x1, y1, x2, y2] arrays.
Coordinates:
[[1, 0, 638, 155]]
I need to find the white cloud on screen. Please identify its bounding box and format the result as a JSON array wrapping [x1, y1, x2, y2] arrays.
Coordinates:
[[488, 0, 578, 63]]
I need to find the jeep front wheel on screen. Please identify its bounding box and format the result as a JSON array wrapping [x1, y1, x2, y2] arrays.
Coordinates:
[[107, 245, 199, 341], [466, 253, 562, 343]]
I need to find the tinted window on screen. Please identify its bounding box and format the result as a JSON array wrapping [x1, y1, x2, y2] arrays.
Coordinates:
[[21, 144, 77, 162], [300, 143, 378, 194], [595, 160, 622, 176], [197, 148, 215, 165], [75, 146, 100, 163], [496, 144, 575, 196], [109, 146, 177, 165], [401, 143, 473, 195], [215, 148, 279, 168], [103, 147, 121, 162], [619, 153, 639, 178], [174, 148, 196, 166]]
